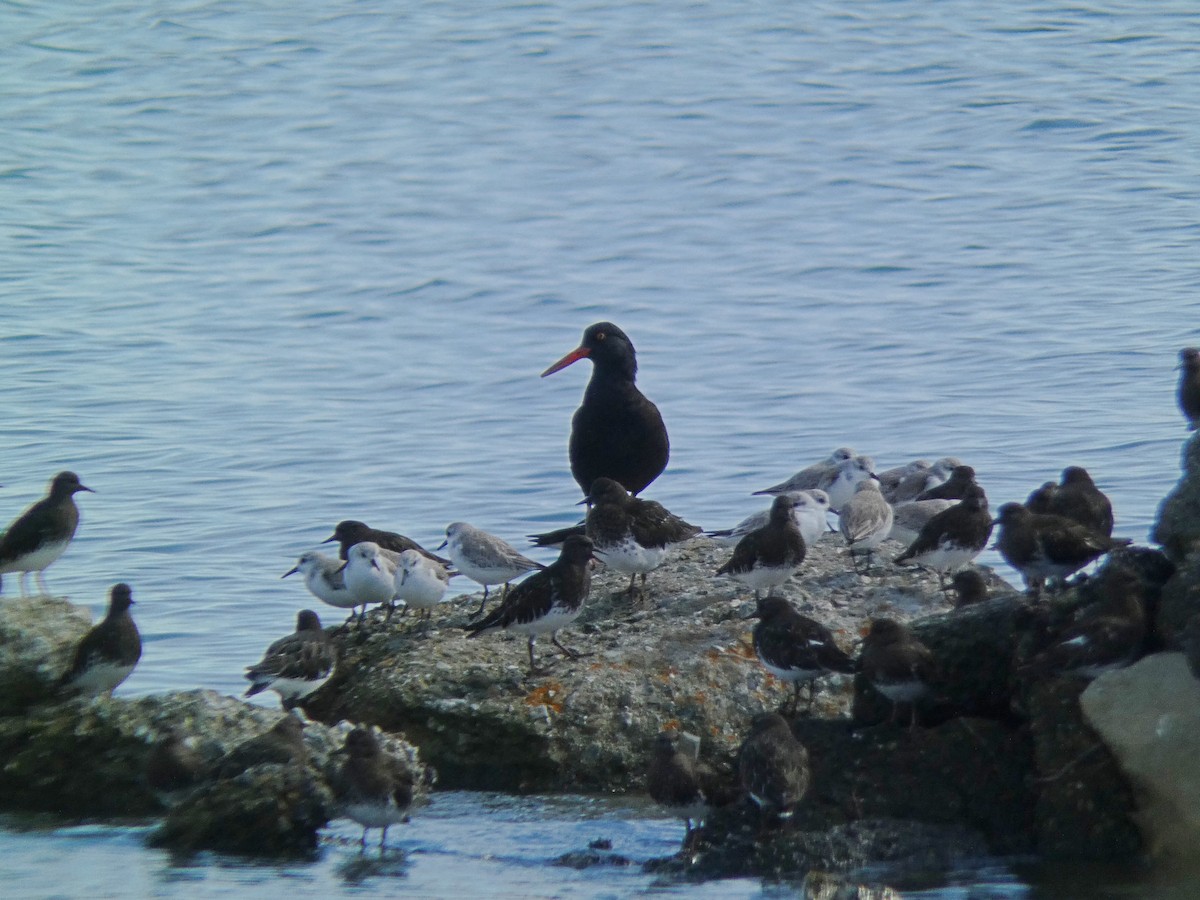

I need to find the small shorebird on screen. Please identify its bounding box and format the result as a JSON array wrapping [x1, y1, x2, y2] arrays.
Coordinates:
[[283, 551, 361, 623], [335, 727, 415, 851], [58, 582, 141, 696], [838, 478, 893, 572], [858, 618, 936, 728], [751, 595, 855, 713], [542, 322, 670, 498], [465, 534, 595, 676], [894, 484, 993, 589], [324, 520, 449, 567], [439, 521, 543, 618], [707, 489, 831, 551], [992, 502, 1129, 597], [753, 447, 855, 497], [820, 455, 877, 513], [715, 494, 806, 600], [341, 541, 404, 620], [0, 471, 94, 597], [243, 609, 336, 712], [395, 548, 453, 622], [737, 712, 810, 823]]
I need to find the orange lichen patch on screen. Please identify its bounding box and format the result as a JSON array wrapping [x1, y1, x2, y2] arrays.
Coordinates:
[[691, 691, 707, 704], [662, 718, 681, 732], [523, 681, 565, 713], [654, 667, 680, 683]]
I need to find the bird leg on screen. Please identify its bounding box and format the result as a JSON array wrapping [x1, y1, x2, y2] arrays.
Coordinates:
[[527, 636, 554, 676], [551, 632, 589, 661], [18, 571, 29, 599], [471, 585, 491, 619], [35, 571, 49, 596]]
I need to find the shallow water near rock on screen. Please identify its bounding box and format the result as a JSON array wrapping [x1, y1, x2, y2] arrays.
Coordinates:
[[4, 0, 1198, 894]]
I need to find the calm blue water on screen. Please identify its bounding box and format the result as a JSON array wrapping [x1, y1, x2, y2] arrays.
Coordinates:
[[4, 0, 1198, 894]]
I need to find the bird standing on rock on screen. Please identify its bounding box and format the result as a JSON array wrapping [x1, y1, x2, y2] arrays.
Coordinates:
[[324, 519, 450, 567], [715, 494, 806, 600], [753, 447, 855, 497], [751, 595, 855, 714], [243, 609, 337, 711], [707, 490, 831, 551], [838, 478, 893, 572], [646, 731, 727, 845], [915, 465, 978, 502], [0, 471, 94, 597], [542, 322, 669, 498], [438, 521, 543, 618], [58, 582, 142, 696], [992, 502, 1129, 597], [737, 712, 810, 823], [465, 534, 595, 676], [858, 618, 936, 729], [585, 477, 700, 600], [894, 483, 993, 589], [1043, 466, 1114, 538]]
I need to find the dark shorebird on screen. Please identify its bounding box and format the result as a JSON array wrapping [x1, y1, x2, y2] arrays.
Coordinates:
[[1040, 466, 1114, 538], [707, 490, 831, 551], [541, 322, 670, 498], [753, 447, 855, 496], [324, 519, 450, 567], [1019, 567, 1146, 679], [215, 715, 308, 779], [858, 618, 936, 728], [439, 521, 543, 618], [335, 727, 415, 850], [737, 712, 810, 823], [585, 477, 700, 600], [145, 729, 208, 801], [914, 465, 978, 502], [838, 478, 893, 572], [0, 471, 94, 597], [751, 595, 855, 713], [465, 534, 595, 676], [244, 610, 337, 711], [888, 457, 962, 504], [1024, 481, 1059, 516], [715, 494, 806, 600], [58, 582, 141, 696], [894, 483, 993, 589], [283, 551, 361, 624], [646, 732, 726, 845], [992, 502, 1129, 597], [950, 569, 989, 607], [1179, 347, 1200, 430], [888, 498, 955, 546]]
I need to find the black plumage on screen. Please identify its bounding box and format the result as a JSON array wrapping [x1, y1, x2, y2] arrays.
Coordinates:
[[1178, 347, 1200, 431], [950, 569, 988, 607], [324, 519, 450, 567], [0, 470, 94, 597], [541, 322, 670, 498], [334, 727, 415, 850], [858, 618, 936, 728], [914, 465, 977, 502], [737, 712, 810, 821], [894, 483, 993, 589], [993, 502, 1129, 597], [1044, 466, 1114, 538], [585, 477, 700, 599], [715, 494, 806, 599], [465, 534, 595, 675], [243, 610, 337, 710], [58, 582, 142, 696], [646, 732, 728, 844], [751, 595, 855, 713]]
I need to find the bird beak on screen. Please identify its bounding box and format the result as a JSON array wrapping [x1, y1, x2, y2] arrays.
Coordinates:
[[436, 539, 448, 550], [575, 495, 592, 506], [541, 345, 590, 377], [370, 558, 381, 571], [282, 566, 300, 579], [79, 484, 96, 493], [321, 533, 337, 544], [336, 560, 348, 574], [869, 473, 881, 482]]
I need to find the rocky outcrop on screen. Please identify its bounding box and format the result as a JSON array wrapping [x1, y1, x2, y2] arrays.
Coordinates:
[[0, 595, 91, 715], [1152, 433, 1200, 562]]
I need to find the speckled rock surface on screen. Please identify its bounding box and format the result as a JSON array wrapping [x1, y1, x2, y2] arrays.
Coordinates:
[[0, 595, 92, 715]]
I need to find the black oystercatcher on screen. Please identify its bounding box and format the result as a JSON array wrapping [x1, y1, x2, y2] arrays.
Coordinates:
[[541, 322, 669, 498]]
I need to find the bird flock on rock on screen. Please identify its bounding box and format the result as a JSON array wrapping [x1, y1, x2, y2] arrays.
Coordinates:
[[4, 326, 1198, 852]]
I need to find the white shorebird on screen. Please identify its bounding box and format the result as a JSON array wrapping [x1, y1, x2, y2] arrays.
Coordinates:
[[838, 478, 894, 572], [706, 489, 831, 550], [342, 541, 403, 622], [395, 548, 453, 622], [753, 447, 855, 497], [439, 521, 543, 618], [820, 455, 877, 512], [283, 550, 362, 623], [877, 460, 930, 504]]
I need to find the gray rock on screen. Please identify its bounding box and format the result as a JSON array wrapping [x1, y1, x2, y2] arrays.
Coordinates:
[[0, 596, 92, 714]]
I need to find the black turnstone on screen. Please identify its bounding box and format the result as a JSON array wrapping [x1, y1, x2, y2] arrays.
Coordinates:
[[395, 548, 452, 621], [646, 731, 723, 844], [145, 729, 208, 801], [1019, 567, 1146, 679], [1180, 613, 1200, 681], [950, 569, 989, 607], [715, 494, 806, 600], [243, 609, 337, 711], [737, 712, 810, 822], [215, 714, 309, 779], [283, 550, 361, 624], [887, 498, 955, 546], [751, 595, 855, 713], [465, 533, 595, 675], [0, 471, 94, 597], [1178, 347, 1200, 431], [439, 521, 543, 618], [324, 519, 450, 567], [894, 483, 993, 589], [585, 477, 701, 600], [753, 447, 856, 496], [58, 582, 141, 696], [1024, 481, 1059, 516], [335, 727, 415, 850], [858, 618, 936, 728], [838, 478, 893, 572], [992, 502, 1130, 597], [707, 490, 831, 551], [914, 464, 978, 502], [541, 322, 670, 498], [1045, 466, 1114, 538]]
